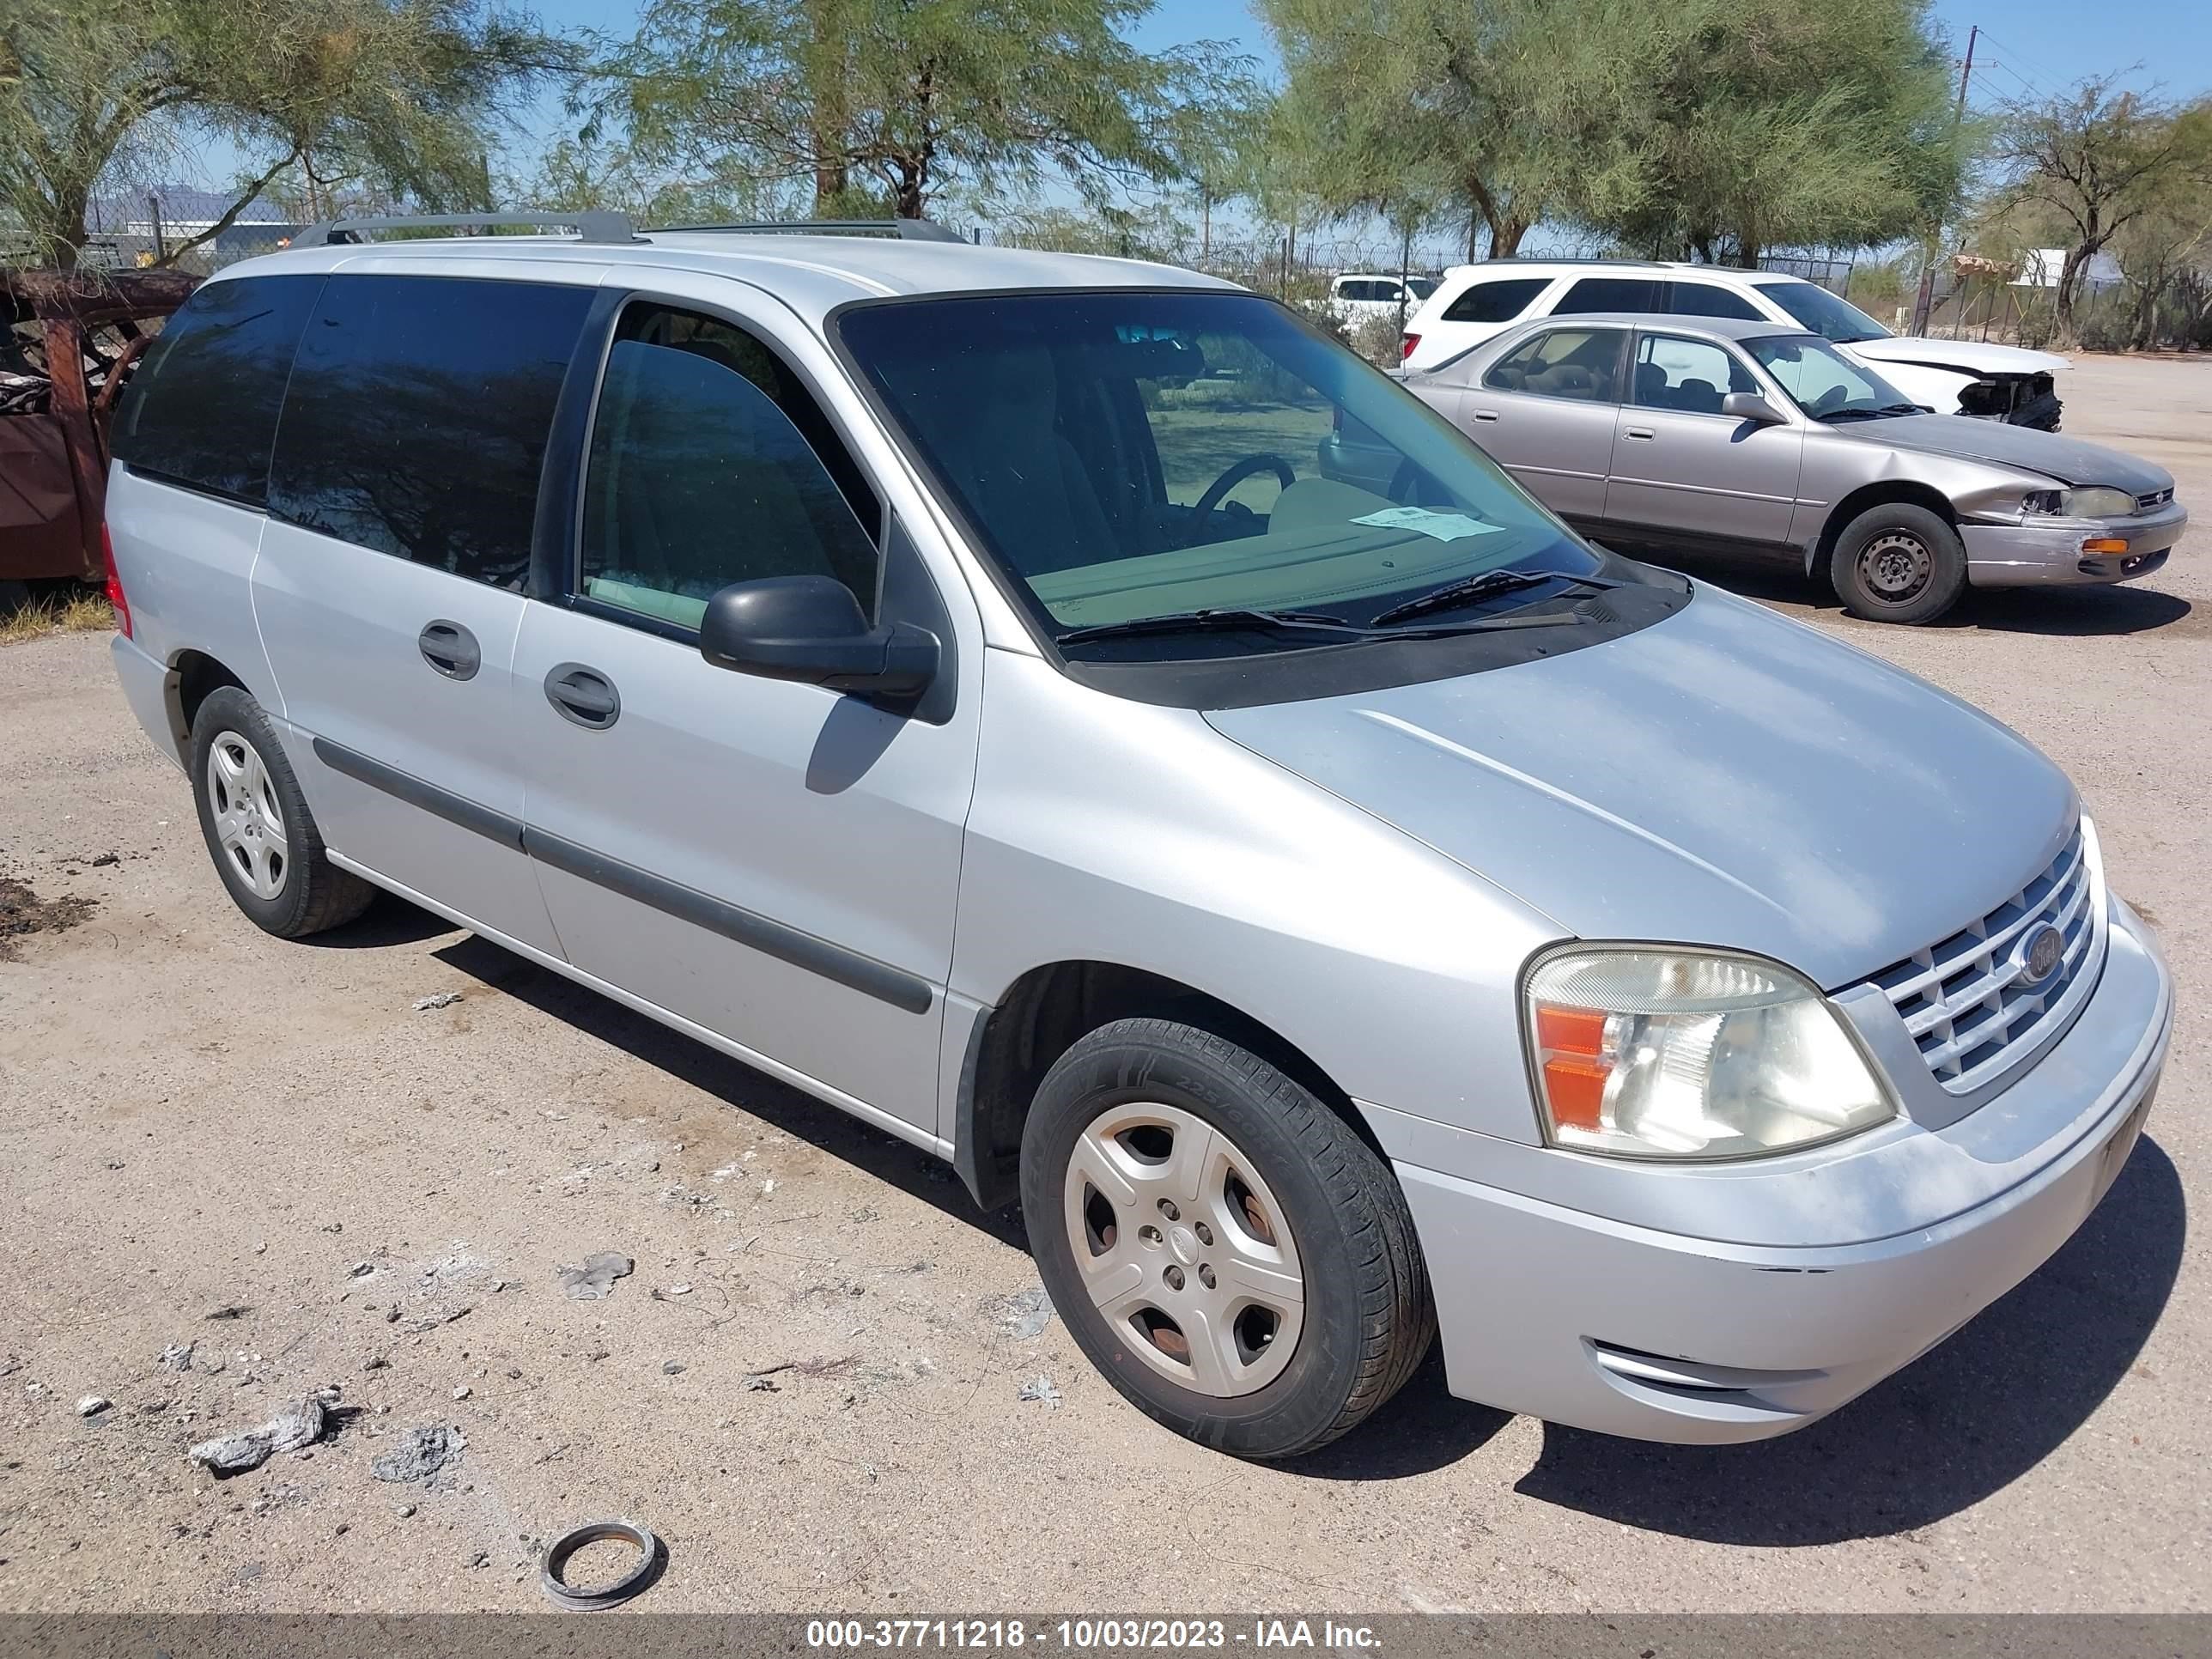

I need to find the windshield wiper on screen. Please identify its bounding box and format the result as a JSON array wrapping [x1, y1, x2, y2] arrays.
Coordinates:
[[1054, 607, 1374, 646], [1054, 601, 1586, 647], [1369, 568, 1619, 628]]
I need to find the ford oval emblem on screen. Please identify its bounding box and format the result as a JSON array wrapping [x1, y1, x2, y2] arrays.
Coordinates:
[[2015, 922, 2065, 987]]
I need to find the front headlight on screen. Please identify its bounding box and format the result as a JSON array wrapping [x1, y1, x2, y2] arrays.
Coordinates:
[[2022, 485, 2136, 519], [1523, 947, 1898, 1160]]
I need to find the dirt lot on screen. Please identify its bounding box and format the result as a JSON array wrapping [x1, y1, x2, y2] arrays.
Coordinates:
[[1, 353, 2206, 1614]]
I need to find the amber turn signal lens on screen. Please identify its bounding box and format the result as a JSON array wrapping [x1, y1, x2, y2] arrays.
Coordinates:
[[2081, 537, 2130, 555], [1533, 1003, 1611, 1133]]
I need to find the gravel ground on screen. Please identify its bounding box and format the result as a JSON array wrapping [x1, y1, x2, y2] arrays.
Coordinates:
[[0, 352, 2205, 1614]]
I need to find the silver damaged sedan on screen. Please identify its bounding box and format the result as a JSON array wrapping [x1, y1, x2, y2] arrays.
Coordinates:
[[1375, 313, 2186, 623]]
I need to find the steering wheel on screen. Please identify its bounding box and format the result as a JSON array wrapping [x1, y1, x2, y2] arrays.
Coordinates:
[[1189, 453, 1298, 526], [1387, 457, 1451, 506], [1809, 383, 1850, 417]]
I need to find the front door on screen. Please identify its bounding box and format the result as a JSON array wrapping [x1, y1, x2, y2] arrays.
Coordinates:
[[254, 270, 598, 957], [1603, 330, 1803, 548], [510, 298, 977, 1138], [1452, 325, 1629, 525]]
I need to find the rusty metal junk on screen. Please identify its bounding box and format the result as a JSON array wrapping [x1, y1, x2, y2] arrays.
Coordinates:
[[2, 268, 198, 584]]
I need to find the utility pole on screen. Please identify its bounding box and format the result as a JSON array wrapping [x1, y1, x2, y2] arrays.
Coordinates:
[[1911, 23, 1978, 335], [148, 191, 167, 263]]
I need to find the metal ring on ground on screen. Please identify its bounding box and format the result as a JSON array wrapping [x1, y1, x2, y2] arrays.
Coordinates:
[[540, 1519, 662, 1610]]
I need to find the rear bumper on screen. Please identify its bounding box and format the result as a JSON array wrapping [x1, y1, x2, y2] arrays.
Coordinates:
[[110, 631, 183, 772], [1395, 898, 2172, 1443], [1964, 501, 2186, 586]]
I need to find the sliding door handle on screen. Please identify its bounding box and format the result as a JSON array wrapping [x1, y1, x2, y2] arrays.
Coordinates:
[[544, 663, 621, 730], [417, 619, 481, 681]]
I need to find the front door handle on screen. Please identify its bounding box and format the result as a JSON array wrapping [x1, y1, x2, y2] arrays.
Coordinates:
[[1624, 426, 1656, 441], [417, 619, 481, 681], [1469, 409, 1500, 423], [544, 662, 621, 730]]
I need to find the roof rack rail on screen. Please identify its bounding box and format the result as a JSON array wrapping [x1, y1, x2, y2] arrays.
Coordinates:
[[289, 210, 637, 248], [651, 217, 968, 244]]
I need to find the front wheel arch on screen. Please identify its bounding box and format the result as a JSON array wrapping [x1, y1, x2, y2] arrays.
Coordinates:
[[1808, 481, 1960, 579], [953, 959, 1386, 1213]]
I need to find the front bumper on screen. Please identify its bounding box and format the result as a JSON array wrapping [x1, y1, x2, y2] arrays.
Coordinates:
[[1963, 501, 2187, 586], [1393, 897, 2172, 1443]]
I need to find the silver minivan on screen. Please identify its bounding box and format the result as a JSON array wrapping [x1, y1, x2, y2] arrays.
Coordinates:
[[104, 213, 2172, 1461]]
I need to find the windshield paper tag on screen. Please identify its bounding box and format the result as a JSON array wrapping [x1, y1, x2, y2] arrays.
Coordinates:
[[1349, 507, 1501, 542]]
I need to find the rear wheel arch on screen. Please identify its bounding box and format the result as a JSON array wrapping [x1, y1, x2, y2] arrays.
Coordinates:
[[164, 649, 250, 759], [953, 960, 1387, 1213]]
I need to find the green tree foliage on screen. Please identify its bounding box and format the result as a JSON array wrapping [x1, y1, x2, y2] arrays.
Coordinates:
[[1260, 0, 1965, 265], [1990, 77, 2212, 332], [580, 0, 1252, 221], [0, 0, 561, 266]]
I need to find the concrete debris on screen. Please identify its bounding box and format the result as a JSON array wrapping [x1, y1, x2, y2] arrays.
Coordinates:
[[412, 992, 462, 1011], [157, 1343, 195, 1373], [996, 1286, 1055, 1340], [556, 1252, 634, 1301], [1018, 1376, 1062, 1409], [187, 1397, 327, 1476], [370, 1423, 465, 1484], [76, 1395, 112, 1418], [452, 1386, 472, 1401]]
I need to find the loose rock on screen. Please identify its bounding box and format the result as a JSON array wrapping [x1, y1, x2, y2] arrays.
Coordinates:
[[370, 1423, 465, 1484], [556, 1252, 634, 1301], [1018, 1376, 1062, 1409], [187, 1397, 327, 1475], [412, 992, 462, 1012], [157, 1342, 195, 1373], [76, 1395, 112, 1418], [996, 1286, 1055, 1341]]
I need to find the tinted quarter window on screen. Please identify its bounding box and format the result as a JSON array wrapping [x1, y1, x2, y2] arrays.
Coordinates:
[[1553, 276, 1662, 314], [112, 275, 321, 504], [1441, 277, 1548, 324], [268, 275, 592, 589], [579, 306, 879, 631], [1663, 282, 1762, 320]]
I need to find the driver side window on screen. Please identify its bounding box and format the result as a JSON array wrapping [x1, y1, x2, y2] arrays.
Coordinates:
[[579, 305, 880, 631]]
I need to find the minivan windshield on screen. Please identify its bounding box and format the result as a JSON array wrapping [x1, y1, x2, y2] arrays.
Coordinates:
[[836, 290, 1594, 654], [1761, 280, 1891, 344], [1747, 334, 1917, 422]]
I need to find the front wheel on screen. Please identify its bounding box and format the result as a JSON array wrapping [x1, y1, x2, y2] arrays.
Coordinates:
[[1828, 501, 1967, 624], [1020, 1018, 1433, 1460]]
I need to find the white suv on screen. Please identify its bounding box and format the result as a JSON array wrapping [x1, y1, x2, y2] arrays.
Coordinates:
[[1402, 261, 2069, 428]]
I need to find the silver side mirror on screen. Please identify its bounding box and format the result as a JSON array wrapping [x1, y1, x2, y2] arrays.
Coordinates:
[[1721, 391, 1788, 424]]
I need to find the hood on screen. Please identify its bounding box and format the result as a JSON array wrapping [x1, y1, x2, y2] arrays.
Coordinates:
[[1205, 586, 2076, 991], [1843, 335, 2069, 376], [1859, 413, 2174, 493]]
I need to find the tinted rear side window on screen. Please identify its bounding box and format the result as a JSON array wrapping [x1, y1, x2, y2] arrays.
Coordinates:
[[1442, 277, 1548, 323], [269, 275, 592, 589], [1553, 276, 1662, 314], [112, 276, 321, 504], [1665, 282, 1763, 320]]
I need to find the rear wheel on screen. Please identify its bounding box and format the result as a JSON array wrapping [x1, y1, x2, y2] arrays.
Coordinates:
[[189, 685, 372, 938], [1020, 1018, 1432, 1460], [1828, 501, 1967, 624]]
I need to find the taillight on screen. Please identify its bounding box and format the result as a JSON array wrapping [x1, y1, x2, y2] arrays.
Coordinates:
[[101, 522, 131, 637], [1401, 334, 1420, 362]]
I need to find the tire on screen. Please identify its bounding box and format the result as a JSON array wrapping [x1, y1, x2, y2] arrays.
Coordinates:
[[1828, 501, 1967, 624], [189, 685, 373, 938], [1020, 1018, 1433, 1460]]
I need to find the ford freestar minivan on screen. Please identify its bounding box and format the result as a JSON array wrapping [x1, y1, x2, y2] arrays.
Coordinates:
[[104, 213, 2172, 1461]]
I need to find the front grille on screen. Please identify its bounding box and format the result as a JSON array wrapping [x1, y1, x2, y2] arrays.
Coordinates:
[[2136, 486, 2174, 513], [1869, 827, 2100, 1093]]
